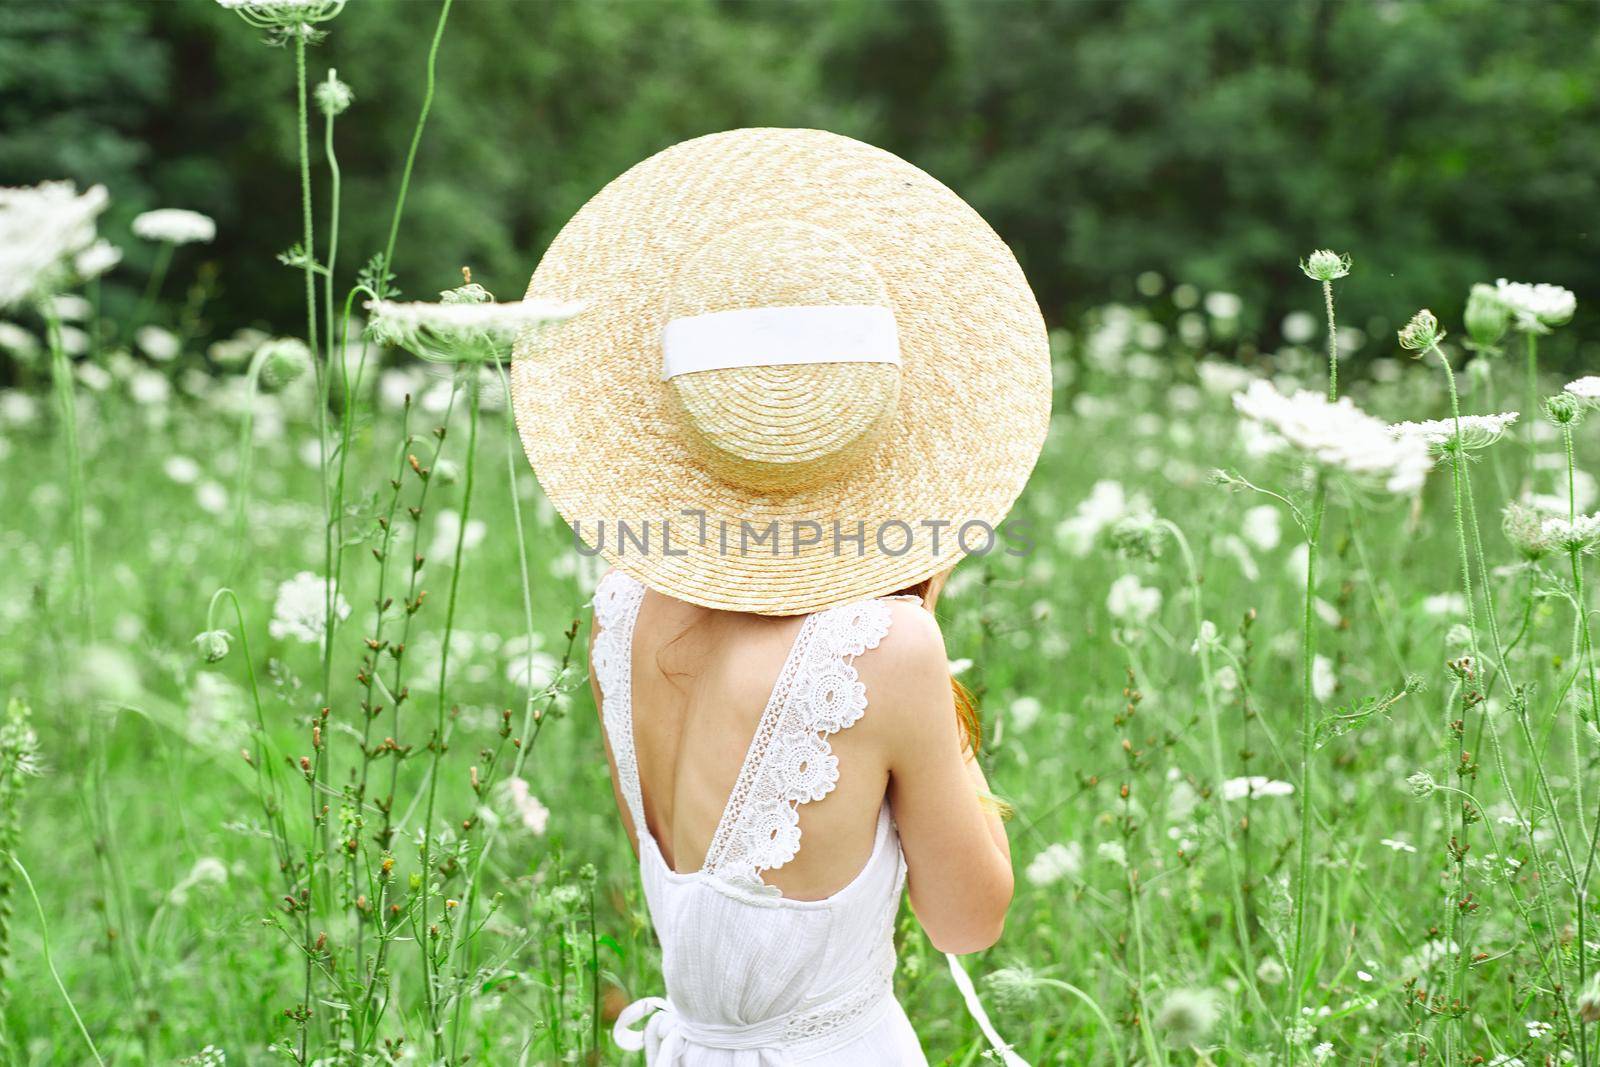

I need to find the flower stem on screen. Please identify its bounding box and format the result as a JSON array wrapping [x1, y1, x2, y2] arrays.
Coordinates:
[[43, 305, 92, 638], [126, 239, 173, 344], [1526, 331, 1540, 460], [1322, 278, 1337, 401], [418, 371, 479, 1057], [4, 852, 104, 1066], [1157, 519, 1261, 1004], [378, 0, 454, 291], [1289, 472, 1326, 1051]]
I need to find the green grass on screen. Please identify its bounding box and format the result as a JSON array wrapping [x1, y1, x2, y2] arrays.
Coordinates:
[[1, 290, 1596, 1064]]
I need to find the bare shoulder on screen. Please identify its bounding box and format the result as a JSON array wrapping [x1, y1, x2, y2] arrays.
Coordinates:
[[853, 600, 955, 739]]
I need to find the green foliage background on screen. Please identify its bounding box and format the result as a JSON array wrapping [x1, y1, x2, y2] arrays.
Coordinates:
[[4, 0, 1599, 351]]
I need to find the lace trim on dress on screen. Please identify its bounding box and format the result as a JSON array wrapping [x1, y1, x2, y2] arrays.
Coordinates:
[[591, 570, 649, 837], [700, 598, 897, 894]]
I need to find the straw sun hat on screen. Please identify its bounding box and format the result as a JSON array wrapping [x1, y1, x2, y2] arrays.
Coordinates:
[[510, 127, 1051, 615]]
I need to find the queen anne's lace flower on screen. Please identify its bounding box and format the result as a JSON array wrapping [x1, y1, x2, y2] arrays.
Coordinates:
[[1503, 502, 1556, 560], [0, 182, 109, 309], [268, 571, 350, 644], [132, 208, 216, 246], [1232, 379, 1432, 494], [1389, 412, 1519, 456], [1539, 512, 1600, 553], [216, 0, 346, 35], [1565, 377, 1600, 402], [1222, 776, 1295, 801], [1496, 278, 1576, 333], [366, 285, 582, 364]]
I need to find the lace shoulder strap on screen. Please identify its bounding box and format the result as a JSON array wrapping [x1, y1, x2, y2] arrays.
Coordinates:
[[591, 570, 648, 836], [701, 596, 900, 890]]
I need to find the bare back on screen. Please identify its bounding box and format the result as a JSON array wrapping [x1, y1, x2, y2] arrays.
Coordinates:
[[589, 569, 1014, 953], [606, 587, 895, 900]]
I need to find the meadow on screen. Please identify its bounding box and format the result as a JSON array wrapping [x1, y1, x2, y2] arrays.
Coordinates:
[[3, 4, 1600, 1066]]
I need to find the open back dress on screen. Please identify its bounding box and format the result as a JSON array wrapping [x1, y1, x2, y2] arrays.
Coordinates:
[[591, 570, 929, 1065]]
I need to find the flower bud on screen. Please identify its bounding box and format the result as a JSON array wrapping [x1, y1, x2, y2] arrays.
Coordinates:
[[1406, 770, 1436, 798], [315, 70, 354, 117], [1544, 391, 1582, 426], [1300, 249, 1351, 282], [1397, 310, 1444, 353], [193, 629, 232, 663], [1463, 283, 1509, 350], [258, 337, 312, 390]]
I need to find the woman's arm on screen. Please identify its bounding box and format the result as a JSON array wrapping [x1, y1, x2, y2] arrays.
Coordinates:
[[874, 603, 1014, 954]]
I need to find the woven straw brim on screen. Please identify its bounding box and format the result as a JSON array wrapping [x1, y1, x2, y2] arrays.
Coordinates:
[[510, 128, 1051, 615]]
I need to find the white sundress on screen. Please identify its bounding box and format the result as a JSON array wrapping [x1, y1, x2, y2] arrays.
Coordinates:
[[590, 570, 931, 1066]]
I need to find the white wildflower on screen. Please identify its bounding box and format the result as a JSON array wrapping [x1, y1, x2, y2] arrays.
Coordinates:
[[1203, 291, 1242, 321], [1025, 842, 1083, 887], [208, 327, 268, 367], [1107, 574, 1161, 625], [1565, 376, 1600, 403], [164, 455, 201, 484], [128, 368, 172, 406], [132, 209, 215, 246], [1096, 840, 1127, 867], [1281, 309, 1317, 345], [1496, 278, 1575, 334], [136, 324, 182, 362], [0, 181, 109, 309], [1389, 412, 1519, 455], [1222, 776, 1295, 801], [1007, 695, 1042, 732], [0, 391, 39, 427], [268, 571, 350, 644], [366, 284, 581, 364], [1255, 957, 1287, 986], [75, 239, 121, 280], [428, 508, 487, 565], [1233, 379, 1432, 494], [52, 293, 92, 322], [1422, 592, 1466, 617], [1503, 502, 1555, 560], [76, 362, 111, 392], [1240, 504, 1281, 551], [1540, 512, 1600, 553], [217, 0, 347, 33], [1056, 479, 1150, 557], [1154, 987, 1222, 1047], [505, 650, 560, 692], [1379, 837, 1417, 853], [502, 778, 550, 835], [0, 322, 38, 358], [1196, 359, 1255, 396], [56, 323, 87, 355], [170, 856, 229, 905], [195, 481, 228, 515]]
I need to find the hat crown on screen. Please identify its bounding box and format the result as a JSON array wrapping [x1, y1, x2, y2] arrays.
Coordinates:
[[663, 219, 901, 493]]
